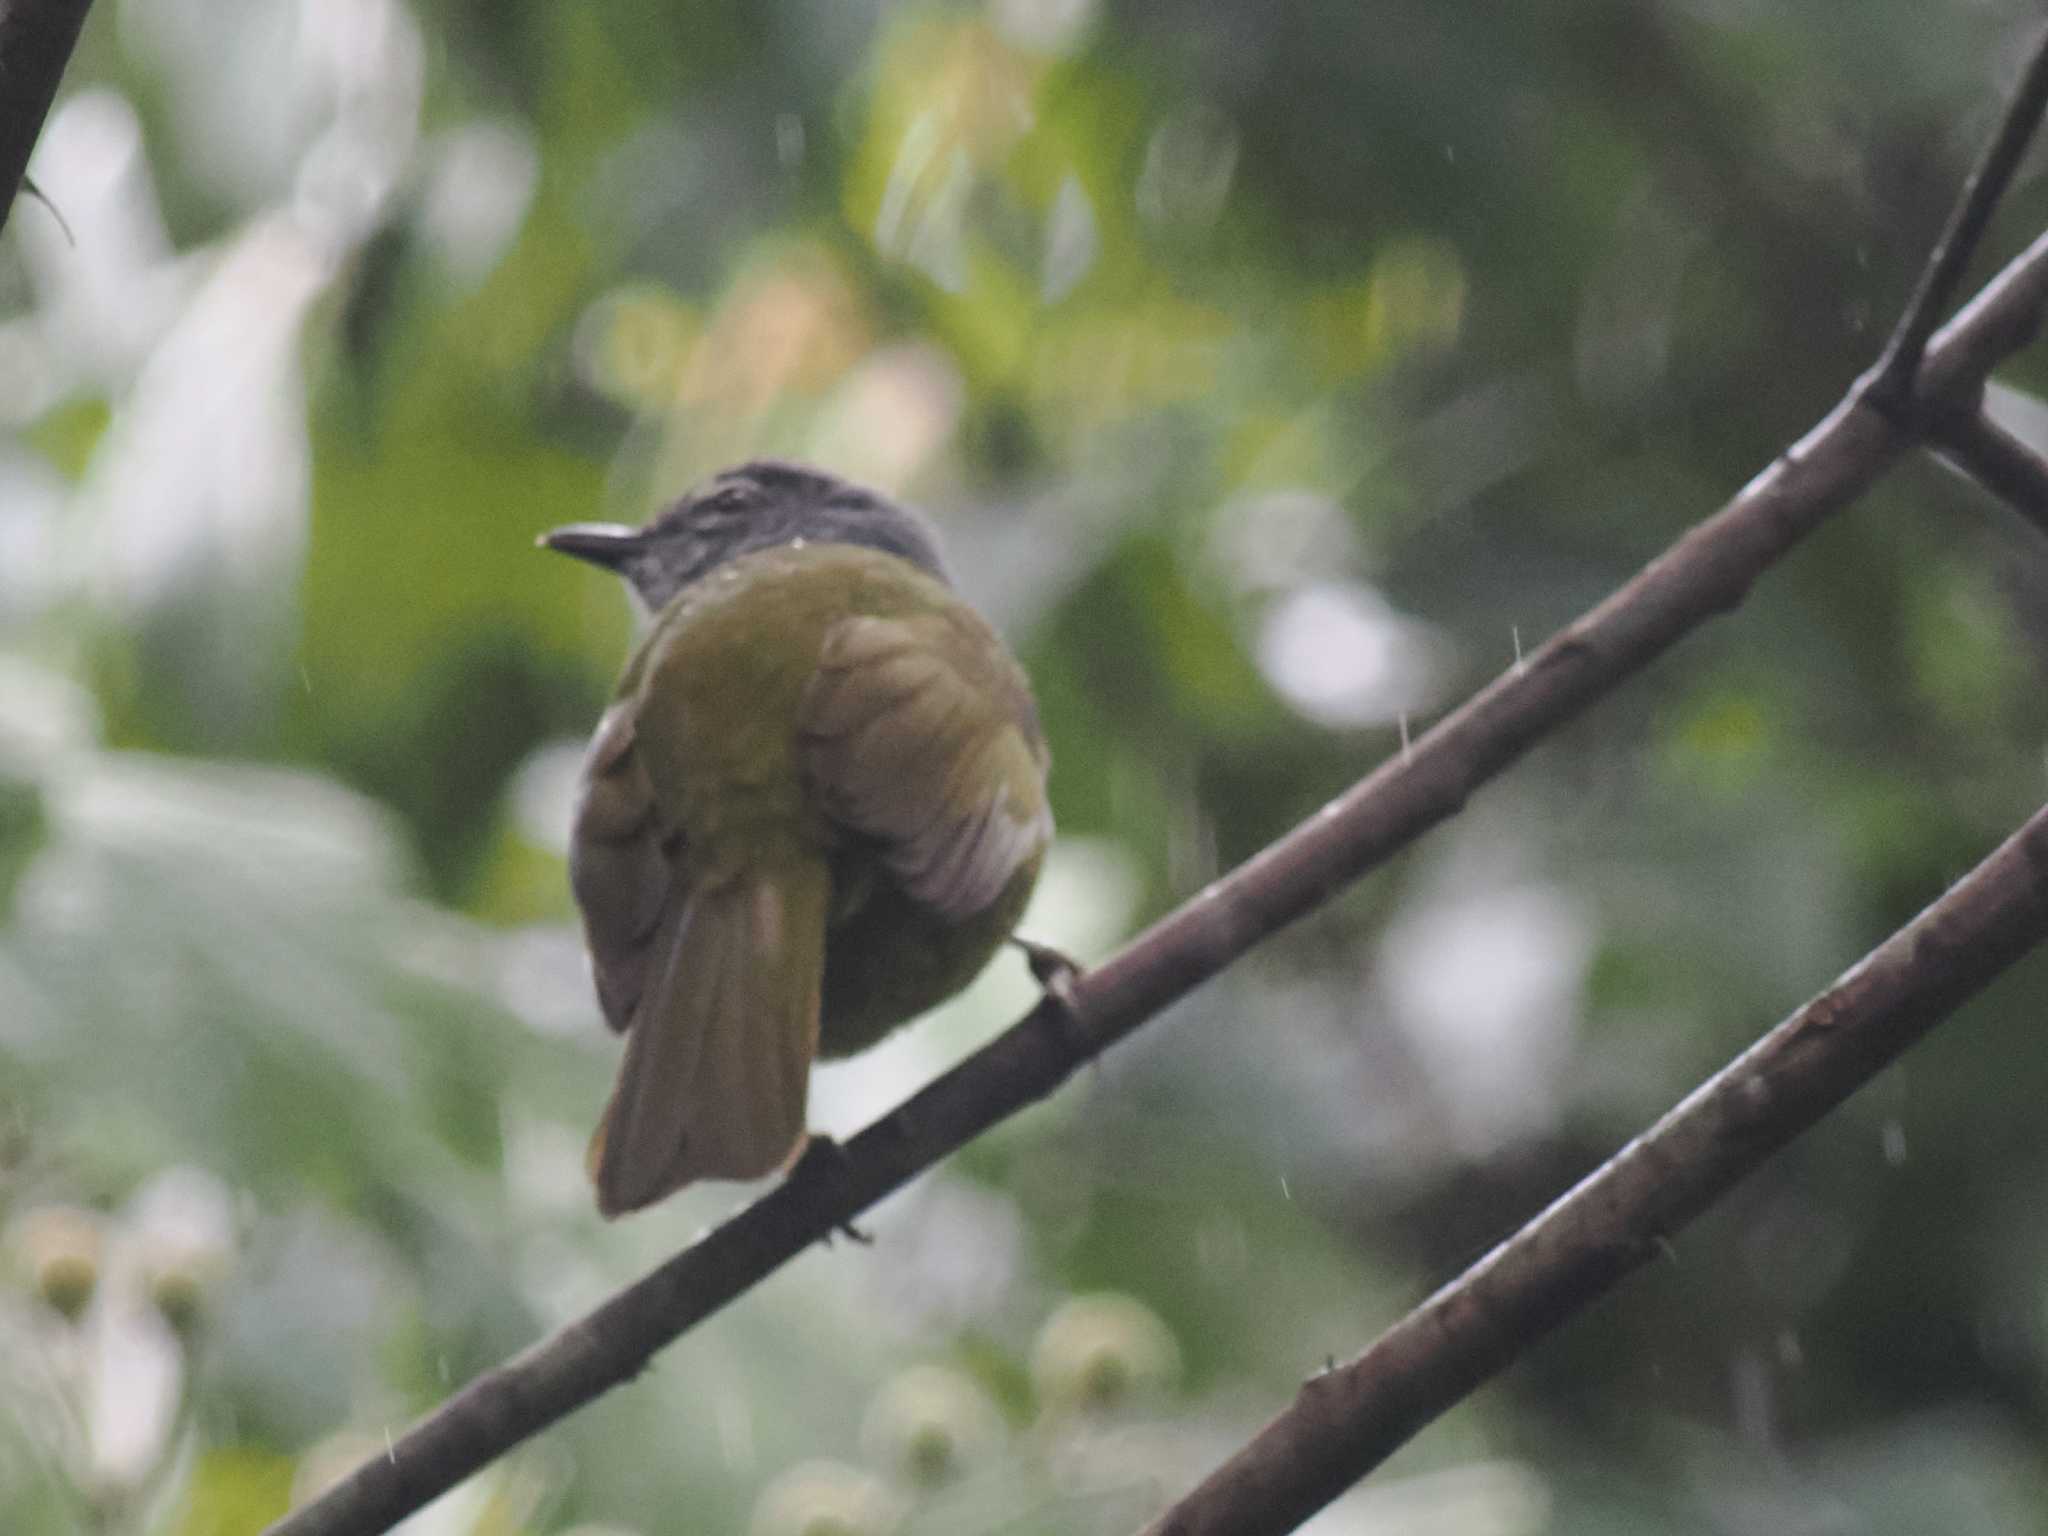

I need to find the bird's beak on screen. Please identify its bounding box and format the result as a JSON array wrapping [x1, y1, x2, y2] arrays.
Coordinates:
[[539, 522, 647, 572]]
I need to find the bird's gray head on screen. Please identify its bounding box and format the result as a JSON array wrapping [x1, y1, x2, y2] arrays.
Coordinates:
[[540, 460, 949, 612]]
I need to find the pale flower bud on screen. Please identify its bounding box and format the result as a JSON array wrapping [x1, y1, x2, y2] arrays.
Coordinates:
[[860, 1363, 1003, 1487], [1031, 1292, 1181, 1416], [10, 1204, 103, 1322], [750, 1459, 904, 1536]]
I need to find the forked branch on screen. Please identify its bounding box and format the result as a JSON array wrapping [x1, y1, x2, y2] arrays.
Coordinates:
[[1146, 26, 2048, 1530], [1864, 22, 2048, 413]]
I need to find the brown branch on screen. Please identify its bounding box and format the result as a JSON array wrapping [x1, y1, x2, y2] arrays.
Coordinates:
[[1863, 19, 2048, 417], [266, 224, 2048, 1536], [1140, 800, 2048, 1536], [0, 0, 93, 240], [1929, 406, 2048, 539]]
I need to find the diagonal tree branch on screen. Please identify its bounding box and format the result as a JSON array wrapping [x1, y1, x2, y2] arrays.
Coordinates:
[[1863, 20, 2048, 416], [0, 0, 93, 240], [1140, 801, 2048, 1536], [1929, 405, 2048, 538], [268, 221, 2048, 1536]]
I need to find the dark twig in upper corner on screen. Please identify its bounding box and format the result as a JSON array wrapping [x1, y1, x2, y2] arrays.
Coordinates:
[[0, 0, 95, 240], [266, 225, 2048, 1536], [1139, 802, 2048, 1536], [1930, 406, 2048, 540], [1864, 20, 2048, 417]]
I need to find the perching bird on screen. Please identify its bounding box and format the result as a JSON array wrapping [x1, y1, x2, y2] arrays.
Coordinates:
[[542, 461, 1053, 1216]]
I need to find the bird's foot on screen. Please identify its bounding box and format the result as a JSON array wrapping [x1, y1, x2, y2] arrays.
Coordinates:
[[789, 1134, 872, 1245]]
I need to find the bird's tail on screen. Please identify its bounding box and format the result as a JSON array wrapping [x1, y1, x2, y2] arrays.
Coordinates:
[[588, 854, 829, 1217]]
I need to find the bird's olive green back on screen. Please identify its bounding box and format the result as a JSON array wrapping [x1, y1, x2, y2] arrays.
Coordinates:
[[622, 545, 1044, 854], [612, 541, 1050, 1053]]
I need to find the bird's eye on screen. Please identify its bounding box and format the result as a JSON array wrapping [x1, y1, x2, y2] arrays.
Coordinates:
[[702, 486, 755, 518]]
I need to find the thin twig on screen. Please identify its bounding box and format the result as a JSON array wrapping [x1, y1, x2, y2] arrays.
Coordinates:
[[1139, 799, 2048, 1536], [1929, 406, 2048, 539], [1864, 20, 2048, 416], [266, 227, 2048, 1536], [0, 0, 94, 241]]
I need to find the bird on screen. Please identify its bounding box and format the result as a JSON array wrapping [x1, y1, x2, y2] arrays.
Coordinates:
[[541, 460, 1054, 1216]]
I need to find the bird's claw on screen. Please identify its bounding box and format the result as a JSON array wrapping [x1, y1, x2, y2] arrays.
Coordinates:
[[1012, 935, 1081, 992], [1010, 935, 1090, 1059], [789, 1134, 873, 1244]]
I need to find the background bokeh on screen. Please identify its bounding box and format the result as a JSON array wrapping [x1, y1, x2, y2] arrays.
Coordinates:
[[6, 2, 2048, 1532]]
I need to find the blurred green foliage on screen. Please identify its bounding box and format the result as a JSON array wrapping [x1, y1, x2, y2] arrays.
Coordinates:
[[6, 1, 2048, 1532]]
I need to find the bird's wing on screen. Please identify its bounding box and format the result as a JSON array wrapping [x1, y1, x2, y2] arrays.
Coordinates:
[[798, 610, 1052, 920], [567, 701, 673, 1034], [570, 697, 828, 1212]]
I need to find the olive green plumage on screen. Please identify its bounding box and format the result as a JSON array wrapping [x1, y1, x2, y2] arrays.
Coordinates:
[[546, 463, 1052, 1216]]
